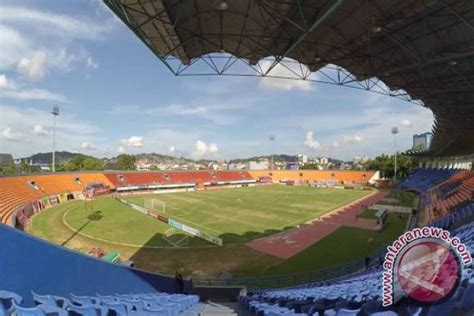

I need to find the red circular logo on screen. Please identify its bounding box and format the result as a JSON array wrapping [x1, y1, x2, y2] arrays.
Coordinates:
[[396, 240, 460, 303]]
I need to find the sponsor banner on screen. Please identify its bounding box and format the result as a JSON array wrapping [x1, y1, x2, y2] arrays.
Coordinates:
[[169, 219, 183, 230], [182, 224, 201, 237], [50, 196, 59, 205], [42, 197, 51, 207], [157, 215, 169, 224], [93, 187, 110, 195], [73, 191, 84, 200], [117, 186, 141, 192], [147, 211, 158, 219], [58, 193, 68, 203]]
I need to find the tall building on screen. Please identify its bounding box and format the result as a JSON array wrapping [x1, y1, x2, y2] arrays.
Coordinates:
[[413, 132, 433, 150], [297, 154, 308, 164]]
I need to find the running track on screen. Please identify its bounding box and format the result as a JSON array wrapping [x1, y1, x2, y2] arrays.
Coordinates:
[[246, 191, 388, 259]]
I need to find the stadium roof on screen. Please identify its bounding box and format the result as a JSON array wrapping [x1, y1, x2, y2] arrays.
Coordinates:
[[104, 0, 474, 157]]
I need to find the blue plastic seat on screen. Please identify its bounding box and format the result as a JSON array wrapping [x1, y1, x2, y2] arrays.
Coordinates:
[[101, 301, 128, 316], [11, 301, 45, 316], [70, 294, 98, 306], [0, 290, 23, 316], [31, 291, 57, 307], [142, 305, 170, 316], [369, 312, 398, 316], [67, 304, 102, 316], [49, 296, 72, 309], [337, 308, 360, 315], [457, 281, 474, 310], [35, 303, 68, 316]]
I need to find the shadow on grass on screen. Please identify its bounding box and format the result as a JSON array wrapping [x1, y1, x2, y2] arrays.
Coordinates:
[[61, 219, 93, 246]]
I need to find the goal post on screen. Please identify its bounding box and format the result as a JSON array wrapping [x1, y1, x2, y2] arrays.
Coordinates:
[[144, 199, 166, 214]]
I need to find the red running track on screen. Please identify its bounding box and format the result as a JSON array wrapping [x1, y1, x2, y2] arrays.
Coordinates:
[[246, 191, 388, 259]]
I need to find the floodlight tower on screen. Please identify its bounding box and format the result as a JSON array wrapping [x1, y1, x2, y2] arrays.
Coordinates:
[[51, 105, 60, 173], [391, 127, 399, 181], [269, 135, 276, 170]]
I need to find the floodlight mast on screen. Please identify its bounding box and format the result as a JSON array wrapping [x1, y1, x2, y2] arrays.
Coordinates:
[[269, 135, 276, 170], [51, 105, 60, 173], [391, 127, 399, 181]]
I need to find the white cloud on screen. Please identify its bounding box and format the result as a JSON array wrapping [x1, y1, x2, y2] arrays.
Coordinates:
[[304, 131, 320, 150], [1, 127, 25, 142], [86, 56, 99, 69], [0, 74, 8, 88], [401, 119, 412, 127], [0, 104, 104, 157], [32, 124, 49, 136], [193, 140, 218, 157], [157, 103, 243, 126], [0, 88, 68, 102], [17, 51, 47, 81], [81, 142, 96, 150], [0, 5, 117, 77], [169, 145, 176, 153], [0, 25, 29, 69], [342, 135, 363, 143], [117, 146, 125, 154], [0, 6, 117, 41], [258, 59, 313, 92], [120, 136, 143, 148]]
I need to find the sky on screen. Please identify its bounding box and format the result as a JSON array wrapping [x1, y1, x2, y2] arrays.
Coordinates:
[[0, 0, 434, 161]]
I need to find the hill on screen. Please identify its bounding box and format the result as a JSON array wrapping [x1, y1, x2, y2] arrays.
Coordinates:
[[0, 153, 14, 166], [21, 151, 93, 165], [229, 154, 299, 163]]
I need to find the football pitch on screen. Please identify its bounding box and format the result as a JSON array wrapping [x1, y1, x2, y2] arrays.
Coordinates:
[[60, 185, 370, 247], [28, 185, 411, 278]]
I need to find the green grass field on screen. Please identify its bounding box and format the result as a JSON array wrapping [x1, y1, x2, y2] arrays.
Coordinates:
[[121, 185, 371, 245], [27, 185, 410, 279], [58, 185, 371, 247], [359, 208, 379, 219]]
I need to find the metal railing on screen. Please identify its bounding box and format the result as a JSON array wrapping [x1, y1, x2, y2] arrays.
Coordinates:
[[193, 246, 388, 289]]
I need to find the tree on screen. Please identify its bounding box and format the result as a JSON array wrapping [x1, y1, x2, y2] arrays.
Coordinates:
[[363, 154, 417, 179], [301, 163, 320, 170], [5, 164, 16, 175], [82, 157, 104, 170], [19, 160, 30, 173], [63, 156, 103, 171], [117, 154, 136, 170]]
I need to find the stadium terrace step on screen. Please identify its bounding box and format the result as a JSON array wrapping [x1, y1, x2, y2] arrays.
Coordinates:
[[180, 301, 238, 316]]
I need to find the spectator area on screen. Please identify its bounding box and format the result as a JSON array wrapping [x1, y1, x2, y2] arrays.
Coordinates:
[[240, 221, 474, 315]]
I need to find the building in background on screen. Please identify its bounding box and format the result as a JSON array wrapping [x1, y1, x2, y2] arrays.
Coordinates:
[[245, 159, 269, 170], [413, 132, 433, 151], [297, 154, 308, 165]]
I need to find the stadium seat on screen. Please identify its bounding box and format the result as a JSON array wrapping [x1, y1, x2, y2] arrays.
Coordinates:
[[0, 290, 22, 316], [35, 303, 68, 316], [240, 221, 474, 316], [11, 301, 45, 316]]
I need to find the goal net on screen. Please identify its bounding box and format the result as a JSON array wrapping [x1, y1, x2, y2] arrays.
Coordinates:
[[163, 228, 190, 247], [144, 199, 166, 214]]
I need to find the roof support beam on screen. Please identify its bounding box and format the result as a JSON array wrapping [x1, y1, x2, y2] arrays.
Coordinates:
[[385, 51, 474, 75], [262, 0, 344, 76], [441, 0, 474, 33]]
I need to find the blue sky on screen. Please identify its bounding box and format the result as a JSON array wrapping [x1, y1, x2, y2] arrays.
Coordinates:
[[0, 0, 434, 160]]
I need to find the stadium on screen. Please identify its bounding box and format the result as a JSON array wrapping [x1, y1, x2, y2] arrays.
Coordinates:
[[0, 1, 473, 315]]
